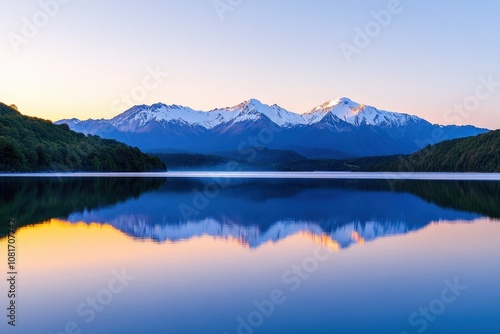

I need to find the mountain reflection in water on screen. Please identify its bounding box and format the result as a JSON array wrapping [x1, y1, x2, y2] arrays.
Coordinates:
[[2, 177, 497, 248]]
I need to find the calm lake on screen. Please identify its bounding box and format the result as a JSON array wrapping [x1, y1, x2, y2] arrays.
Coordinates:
[[1, 175, 499, 334]]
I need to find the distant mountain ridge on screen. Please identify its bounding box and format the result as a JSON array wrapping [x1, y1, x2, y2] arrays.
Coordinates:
[[57, 97, 488, 158]]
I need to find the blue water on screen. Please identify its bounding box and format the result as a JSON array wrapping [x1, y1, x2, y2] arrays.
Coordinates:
[[0, 176, 499, 334]]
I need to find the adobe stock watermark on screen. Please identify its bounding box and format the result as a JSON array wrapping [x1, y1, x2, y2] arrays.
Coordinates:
[[399, 278, 468, 334], [49, 269, 134, 334], [443, 74, 500, 124], [213, 0, 244, 21], [224, 243, 337, 334], [384, 73, 499, 189], [178, 121, 282, 220], [7, 0, 72, 54], [340, 0, 414, 63], [111, 65, 169, 113]]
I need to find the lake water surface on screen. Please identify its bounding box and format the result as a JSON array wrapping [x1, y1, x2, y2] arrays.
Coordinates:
[[0, 176, 499, 334]]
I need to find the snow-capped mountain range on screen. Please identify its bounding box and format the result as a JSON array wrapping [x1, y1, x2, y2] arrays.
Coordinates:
[[61, 97, 422, 130], [57, 97, 487, 158]]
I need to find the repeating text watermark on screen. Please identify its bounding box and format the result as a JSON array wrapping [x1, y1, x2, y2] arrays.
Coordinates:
[[178, 121, 282, 220], [7, 0, 72, 54], [340, 0, 414, 63], [49, 269, 134, 334], [111, 65, 169, 113], [399, 278, 467, 334], [224, 240, 338, 334], [213, 0, 245, 21]]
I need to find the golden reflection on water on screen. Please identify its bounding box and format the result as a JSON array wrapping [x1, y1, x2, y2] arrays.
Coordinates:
[[7, 218, 352, 251], [3, 217, 498, 275]]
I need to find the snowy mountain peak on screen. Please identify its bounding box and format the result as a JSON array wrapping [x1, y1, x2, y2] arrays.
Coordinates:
[[225, 98, 265, 112], [305, 98, 423, 127], [309, 97, 357, 113], [330, 97, 356, 107], [214, 99, 307, 127], [56, 118, 81, 126], [246, 98, 264, 105], [109, 103, 205, 131]]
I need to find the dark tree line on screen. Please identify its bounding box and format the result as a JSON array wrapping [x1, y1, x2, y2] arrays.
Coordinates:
[[369, 130, 500, 173], [0, 177, 165, 237], [0, 103, 166, 172]]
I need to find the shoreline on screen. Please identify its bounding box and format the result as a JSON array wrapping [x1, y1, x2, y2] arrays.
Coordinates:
[[1, 171, 500, 181]]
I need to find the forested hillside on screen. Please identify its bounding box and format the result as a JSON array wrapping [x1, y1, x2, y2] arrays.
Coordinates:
[[0, 103, 165, 172], [371, 131, 499, 172]]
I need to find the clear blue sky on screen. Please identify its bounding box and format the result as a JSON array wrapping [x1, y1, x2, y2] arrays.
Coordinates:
[[1, 0, 499, 129]]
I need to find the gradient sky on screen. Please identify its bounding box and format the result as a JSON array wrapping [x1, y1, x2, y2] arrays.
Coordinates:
[[1, 0, 499, 129]]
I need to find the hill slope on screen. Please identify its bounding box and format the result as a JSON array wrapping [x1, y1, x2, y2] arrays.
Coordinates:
[[0, 103, 165, 172], [371, 131, 499, 172]]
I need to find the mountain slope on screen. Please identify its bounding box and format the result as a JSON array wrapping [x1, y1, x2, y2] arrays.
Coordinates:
[[56, 98, 489, 158], [371, 130, 500, 172], [0, 103, 166, 172]]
